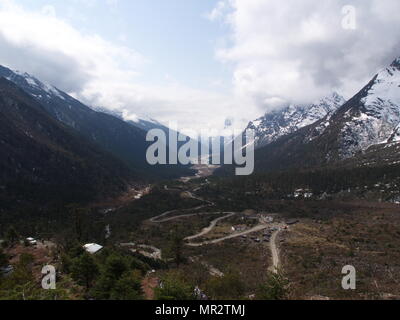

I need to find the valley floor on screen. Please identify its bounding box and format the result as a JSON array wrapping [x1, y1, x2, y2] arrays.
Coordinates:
[[107, 165, 400, 300], [2, 164, 400, 300]]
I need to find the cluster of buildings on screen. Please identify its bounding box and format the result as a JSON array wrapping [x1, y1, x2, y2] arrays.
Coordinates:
[[293, 189, 314, 199]]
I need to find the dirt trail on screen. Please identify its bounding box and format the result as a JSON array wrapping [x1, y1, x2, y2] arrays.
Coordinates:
[[142, 276, 159, 300], [186, 223, 270, 247], [150, 211, 226, 223], [184, 212, 236, 241], [149, 190, 214, 223], [269, 230, 281, 274], [149, 167, 285, 275], [149, 189, 271, 247]]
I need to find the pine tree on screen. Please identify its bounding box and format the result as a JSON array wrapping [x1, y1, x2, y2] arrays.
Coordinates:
[[5, 226, 19, 246], [257, 272, 289, 300], [71, 253, 99, 290], [0, 248, 8, 268]]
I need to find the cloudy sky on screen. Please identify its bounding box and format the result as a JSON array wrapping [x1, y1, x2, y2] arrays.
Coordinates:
[[0, 0, 399, 134]]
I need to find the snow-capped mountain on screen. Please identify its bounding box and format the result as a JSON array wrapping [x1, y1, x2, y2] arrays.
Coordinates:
[[246, 92, 346, 148], [333, 57, 400, 159], [92, 105, 169, 133], [126, 116, 168, 133], [0, 67, 66, 101], [0, 64, 193, 179], [0, 65, 163, 132], [92, 106, 125, 120], [248, 56, 400, 173], [0, 65, 84, 128]]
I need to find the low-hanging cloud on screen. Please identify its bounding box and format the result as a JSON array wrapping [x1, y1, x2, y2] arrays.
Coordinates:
[[0, 0, 253, 134], [1, 1, 399, 133], [0, 1, 144, 94], [212, 0, 400, 112]]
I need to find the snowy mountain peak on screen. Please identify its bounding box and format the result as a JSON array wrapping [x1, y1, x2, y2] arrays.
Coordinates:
[[316, 92, 346, 114], [246, 92, 345, 148], [333, 57, 400, 158], [0, 65, 67, 104], [247, 56, 400, 172], [390, 56, 400, 70], [324, 91, 345, 104]]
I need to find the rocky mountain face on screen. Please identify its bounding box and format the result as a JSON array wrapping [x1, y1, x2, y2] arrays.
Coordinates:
[[251, 56, 400, 172], [213, 56, 400, 176], [332, 57, 400, 159], [245, 92, 346, 148]]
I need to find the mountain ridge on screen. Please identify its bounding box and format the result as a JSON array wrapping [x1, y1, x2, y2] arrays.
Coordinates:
[[215, 56, 400, 175], [0, 64, 194, 180], [251, 56, 400, 172], [0, 77, 133, 206], [245, 92, 346, 149]]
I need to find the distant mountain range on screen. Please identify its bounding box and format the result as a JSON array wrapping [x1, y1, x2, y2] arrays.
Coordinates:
[[245, 92, 346, 148], [250, 56, 400, 172], [2, 55, 400, 203], [216, 56, 400, 175]]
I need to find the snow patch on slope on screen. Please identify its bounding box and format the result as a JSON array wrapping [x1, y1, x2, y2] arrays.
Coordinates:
[[247, 92, 346, 147], [338, 59, 400, 158]]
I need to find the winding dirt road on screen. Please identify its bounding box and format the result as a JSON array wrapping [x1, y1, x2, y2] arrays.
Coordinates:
[[149, 190, 214, 223], [184, 212, 236, 241], [186, 223, 270, 247], [148, 173, 284, 272], [149, 185, 281, 250], [151, 211, 230, 224]]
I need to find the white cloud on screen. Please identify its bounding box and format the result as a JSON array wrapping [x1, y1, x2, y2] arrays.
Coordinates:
[[0, 0, 254, 134], [0, 1, 144, 91], [4, 1, 397, 135], [211, 0, 400, 111], [41, 5, 56, 17], [206, 1, 227, 21]]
